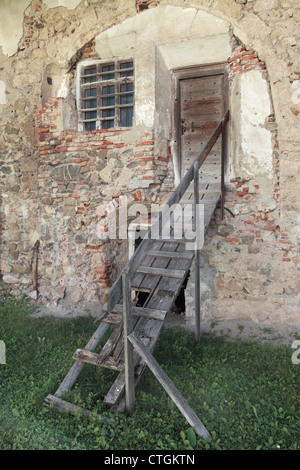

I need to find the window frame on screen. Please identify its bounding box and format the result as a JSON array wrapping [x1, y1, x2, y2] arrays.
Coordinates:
[[76, 59, 134, 131]]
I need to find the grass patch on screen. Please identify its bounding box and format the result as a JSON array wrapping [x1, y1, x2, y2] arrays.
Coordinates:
[[0, 290, 299, 450]]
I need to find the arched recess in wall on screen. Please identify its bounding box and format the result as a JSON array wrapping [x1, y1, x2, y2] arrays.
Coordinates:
[[54, 4, 276, 196]]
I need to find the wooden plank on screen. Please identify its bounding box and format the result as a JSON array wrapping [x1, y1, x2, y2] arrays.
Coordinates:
[[102, 301, 168, 321], [128, 332, 211, 438], [136, 266, 187, 279], [96, 322, 123, 364], [103, 303, 167, 321], [102, 313, 122, 324], [147, 250, 194, 261], [45, 394, 115, 425], [101, 110, 228, 410], [111, 244, 191, 400], [73, 349, 124, 371], [131, 239, 184, 294], [53, 322, 109, 398], [122, 272, 135, 414], [105, 242, 193, 407], [104, 240, 195, 407], [144, 257, 191, 315], [103, 336, 150, 407]]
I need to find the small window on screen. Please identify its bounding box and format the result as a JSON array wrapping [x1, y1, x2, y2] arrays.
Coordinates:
[[79, 60, 134, 131]]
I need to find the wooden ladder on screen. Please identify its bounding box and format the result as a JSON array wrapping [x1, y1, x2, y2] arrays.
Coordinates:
[[45, 110, 229, 438]]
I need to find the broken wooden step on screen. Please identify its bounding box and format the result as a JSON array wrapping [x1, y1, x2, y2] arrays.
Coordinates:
[[73, 348, 124, 371], [101, 303, 168, 322]]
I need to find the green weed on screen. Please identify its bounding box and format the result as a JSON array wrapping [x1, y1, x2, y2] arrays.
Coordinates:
[[0, 291, 299, 450]]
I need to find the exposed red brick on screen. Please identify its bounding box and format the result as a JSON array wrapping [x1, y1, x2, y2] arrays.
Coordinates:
[[290, 107, 299, 116], [139, 140, 154, 146], [133, 190, 143, 201]]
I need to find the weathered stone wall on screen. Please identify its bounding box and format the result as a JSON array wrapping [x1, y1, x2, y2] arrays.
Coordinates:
[[35, 96, 172, 304], [185, 38, 299, 327], [0, 0, 299, 323]]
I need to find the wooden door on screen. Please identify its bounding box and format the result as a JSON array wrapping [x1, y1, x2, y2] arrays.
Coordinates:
[[179, 72, 224, 176]]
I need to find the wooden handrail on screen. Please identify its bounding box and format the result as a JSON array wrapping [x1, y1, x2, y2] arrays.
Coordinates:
[[107, 110, 230, 311], [113, 109, 229, 434]]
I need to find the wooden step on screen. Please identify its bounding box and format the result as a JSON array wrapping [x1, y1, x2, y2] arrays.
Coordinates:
[[136, 266, 187, 279], [147, 250, 194, 260], [73, 349, 124, 371], [103, 336, 151, 407], [155, 237, 194, 244], [102, 303, 168, 321]]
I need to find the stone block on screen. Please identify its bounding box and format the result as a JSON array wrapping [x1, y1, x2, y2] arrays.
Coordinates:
[[3, 274, 19, 284]]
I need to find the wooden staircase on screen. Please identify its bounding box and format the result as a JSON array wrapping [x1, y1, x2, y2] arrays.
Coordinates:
[[45, 110, 229, 438]]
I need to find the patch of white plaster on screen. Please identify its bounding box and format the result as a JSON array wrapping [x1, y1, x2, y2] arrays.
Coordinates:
[[44, 0, 82, 9], [0, 0, 31, 56], [94, 5, 231, 128], [0, 80, 6, 104], [95, 32, 136, 59], [240, 71, 273, 179], [57, 75, 69, 98], [158, 34, 231, 70], [292, 81, 300, 105], [0, 0, 81, 56]]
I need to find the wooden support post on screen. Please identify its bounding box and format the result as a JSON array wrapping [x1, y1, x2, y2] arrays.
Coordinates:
[[122, 271, 135, 414], [221, 123, 225, 220], [194, 161, 201, 343], [128, 332, 211, 438], [221, 112, 229, 220]]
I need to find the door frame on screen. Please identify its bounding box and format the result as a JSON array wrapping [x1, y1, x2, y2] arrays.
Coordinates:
[[172, 62, 229, 181]]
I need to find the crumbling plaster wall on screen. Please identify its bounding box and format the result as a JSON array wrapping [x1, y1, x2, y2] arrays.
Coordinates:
[[92, 6, 232, 184], [0, 0, 299, 324]]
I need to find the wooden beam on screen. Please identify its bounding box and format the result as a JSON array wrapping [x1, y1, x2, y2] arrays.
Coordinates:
[[128, 332, 211, 438], [194, 161, 201, 343], [53, 322, 109, 398], [96, 322, 123, 364], [122, 272, 135, 414], [45, 394, 115, 425]]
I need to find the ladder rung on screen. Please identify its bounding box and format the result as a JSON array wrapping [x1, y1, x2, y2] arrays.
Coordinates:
[[136, 266, 187, 279], [147, 250, 194, 260], [73, 349, 124, 371]]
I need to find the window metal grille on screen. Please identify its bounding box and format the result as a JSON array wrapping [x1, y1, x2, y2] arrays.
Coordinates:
[[79, 60, 134, 131]]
